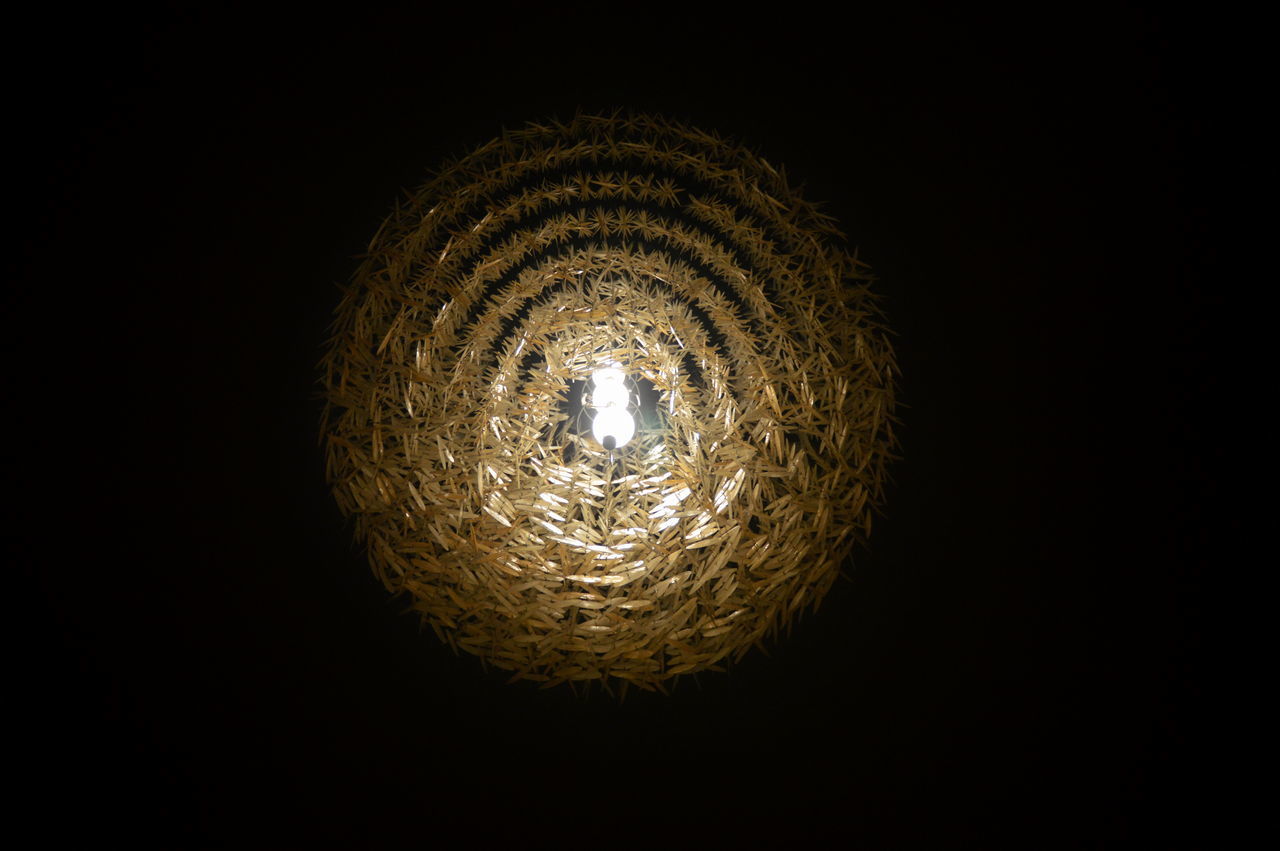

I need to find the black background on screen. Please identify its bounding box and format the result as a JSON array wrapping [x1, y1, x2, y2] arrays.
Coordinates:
[[13, 3, 1217, 844]]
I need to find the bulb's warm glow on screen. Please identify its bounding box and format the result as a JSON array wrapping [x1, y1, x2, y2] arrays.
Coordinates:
[[592, 406, 635, 450]]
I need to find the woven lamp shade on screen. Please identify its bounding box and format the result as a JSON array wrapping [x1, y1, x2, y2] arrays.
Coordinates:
[[320, 113, 898, 691]]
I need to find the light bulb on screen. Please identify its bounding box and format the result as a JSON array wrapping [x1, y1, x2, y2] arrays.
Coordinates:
[[592, 406, 635, 450], [591, 382, 630, 409], [592, 367, 626, 388], [589, 366, 635, 450]]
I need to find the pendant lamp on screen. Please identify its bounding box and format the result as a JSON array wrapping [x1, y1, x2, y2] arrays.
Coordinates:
[[320, 113, 898, 691]]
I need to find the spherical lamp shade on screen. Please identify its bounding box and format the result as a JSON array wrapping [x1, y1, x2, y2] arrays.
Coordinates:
[[320, 113, 898, 691]]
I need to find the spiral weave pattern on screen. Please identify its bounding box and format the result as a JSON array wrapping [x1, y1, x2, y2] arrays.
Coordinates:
[[321, 113, 897, 690]]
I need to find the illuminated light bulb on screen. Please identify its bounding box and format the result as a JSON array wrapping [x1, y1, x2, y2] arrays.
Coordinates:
[[592, 406, 635, 450], [589, 366, 635, 450], [592, 367, 626, 388], [591, 382, 629, 409]]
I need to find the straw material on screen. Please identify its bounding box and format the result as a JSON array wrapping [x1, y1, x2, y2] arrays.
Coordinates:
[[320, 113, 898, 691]]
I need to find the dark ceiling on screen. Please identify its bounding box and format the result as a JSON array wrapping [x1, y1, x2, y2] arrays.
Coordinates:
[[12, 3, 1217, 843]]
